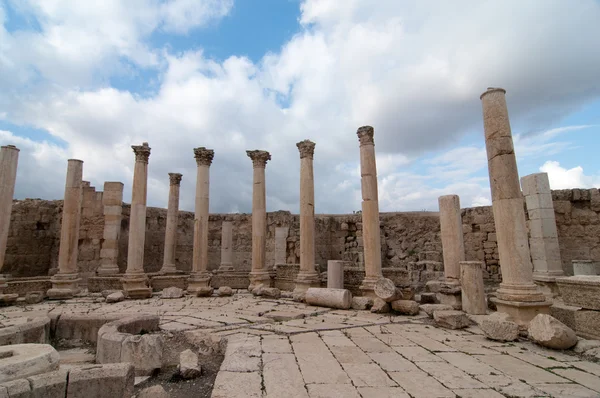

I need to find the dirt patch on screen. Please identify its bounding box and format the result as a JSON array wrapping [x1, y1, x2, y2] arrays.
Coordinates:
[[134, 352, 224, 398]]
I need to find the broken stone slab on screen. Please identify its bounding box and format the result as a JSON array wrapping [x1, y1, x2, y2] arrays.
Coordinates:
[[304, 288, 352, 310], [161, 286, 184, 299], [391, 300, 420, 315], [251, 284, 264, 296], [374, 278, 403, 302], [106, 291, 124, 303], [351, 296, 373, 310], [370, 298, 391, 314], [0, 378, 30, 396], [25, 291, 44, 304], [179, 349, 201, 379], [101, 289, 122, 298], [218, 286, 233, 296], [195, 286, 214, 297], [137, 385, 169, 398], [292, 291, 305, 302], [280, 291, 293, 299], [528, 314, 578, 350], [433, 310, 471, 329], [573, 339, 600, 354], [0, 344, 60, 383], [0, 293, 18, 307], [480, 312, 519, 342], [66, 363, 134, 398], [260, 287, 281, 299], [121, 334, 163, 376], [184, 330, 225, 355], [419, 304, 453, 318], [27, 368, 68, 398]]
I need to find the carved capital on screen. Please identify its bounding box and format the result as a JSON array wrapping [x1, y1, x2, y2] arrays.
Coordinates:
[[246, 150, 271, 168], [132, 142, 151, 163], [357, 126, 375, 146], [168, 173, 183, 186], [194, 147, 214, 166], [296, 139, 315, 159]]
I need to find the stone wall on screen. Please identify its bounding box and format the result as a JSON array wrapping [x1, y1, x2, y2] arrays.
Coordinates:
[[4, 188, 600, 286]]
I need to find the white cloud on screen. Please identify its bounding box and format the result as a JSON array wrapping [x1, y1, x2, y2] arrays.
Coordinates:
[[540, 161, 600, 190]]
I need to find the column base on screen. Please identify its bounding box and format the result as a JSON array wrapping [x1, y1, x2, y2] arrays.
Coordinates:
[[496, 282, 546, 303], [159, 264, 184, 275], [248, 270, 272, 291], [533, 273, 562, 299], [293, 271, 321, 294], [47, 273, 81, 300], [437, 279, 462, 310], [359, 276, 381, 299], [96, 266, 120, 276], [188, 272, 212, 295], [121, 273, 152, 299], [0, 293, 18, 306], [491, 297, 552, 327]]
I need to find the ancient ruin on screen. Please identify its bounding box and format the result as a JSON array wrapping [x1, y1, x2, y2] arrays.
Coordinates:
[[2, 88, 600, 397]]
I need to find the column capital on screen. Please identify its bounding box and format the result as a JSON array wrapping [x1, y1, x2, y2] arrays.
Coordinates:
[[168, 172, 183, 186], [1, 145, 19, 152], [246, 150, 271, 168], [357, 126, 375, 146], [194, 147, 214, 166], [296, 140, 315, 159], [480, 87, 506, 100], [132, 142, 151, 163]]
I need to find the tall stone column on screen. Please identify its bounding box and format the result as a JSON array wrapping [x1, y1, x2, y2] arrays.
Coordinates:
[[294, 140, 320, 293], [246, 150, 272, 290], [521, 172, 563, 296], [0, 145, 19, 304], [188, 147, 214, 295], [122, 142, 152, 299], [218, 220, 234, 272], [97, 182, 124, 275], [357, 126, 383, 298], [480, 88, 550, 324], [161, 173, 183, 274], [48, 159, 84, 299]]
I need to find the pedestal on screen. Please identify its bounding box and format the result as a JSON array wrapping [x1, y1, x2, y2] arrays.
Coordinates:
[[0, 274, 18, 306], [47, 273, 81, 299], [188, 272, 212, 295], [491, 297, 552, 326], [248, 271, 272, 291], [121, 273, 152, 299], [293, 271, 321, 294]]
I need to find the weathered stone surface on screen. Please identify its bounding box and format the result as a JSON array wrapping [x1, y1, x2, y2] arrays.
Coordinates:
[[218, 286, 233, 296], [574, 339, 600, 354], [557, 276, 600, 310], [66, 363, 134, 398], [480, 312, 519, 342], [370, 298, 390, 314], [0, 344, 59, 383], [27, 368, 68, 398], [195, 286, 213, 297], [121, 334, 163, 376], [305, 288, 352, 309], [528, 314, 578, 350], [433, 310, 471, 329], [137, 385, 169, 398], [25, 291, 44, 304], [374, 278, 403, 302], [101, 290, 121, 298], [391, 300, 420, 315], [179, 349, 201, 379], [261, 287, 281, 299], [420, 292, 437, 304], [251, 284, 264, 296], [420, 304, 453, 318], [161, 286, 184, 299], [351, 297, 373, 310], [106, 291, 124, 303]]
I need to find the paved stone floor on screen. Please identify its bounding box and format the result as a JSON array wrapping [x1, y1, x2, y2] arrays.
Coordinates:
[[3, 292, 600, 397]]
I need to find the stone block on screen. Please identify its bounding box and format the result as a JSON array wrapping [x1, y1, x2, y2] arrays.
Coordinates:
[[178, 349, 201, 379], [433, 310, 471, 329], [351, 297, 373, 310], [391, 300, 420, 315], [0, 344, 59, 383], [121, 334, 163, 376], [480, 312, 519, 342], [66, 363, 134, 398], [27, 369, 68, 398], [370, 298, 390, 314], [161, 286, 184, 299], [0, 379, 31, 397], [528, 314, 577, 350], [556, 276, 600, 309], [420, 304, 453, 318]]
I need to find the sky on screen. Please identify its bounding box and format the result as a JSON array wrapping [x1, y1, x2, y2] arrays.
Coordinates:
[[1, 0, 599, 214]]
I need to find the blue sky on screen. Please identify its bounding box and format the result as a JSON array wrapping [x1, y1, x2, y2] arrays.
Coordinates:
[[1, 0, 599, 213]]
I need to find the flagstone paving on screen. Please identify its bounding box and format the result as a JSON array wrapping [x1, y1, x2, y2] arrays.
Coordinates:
[[2, 292, 600, 397]]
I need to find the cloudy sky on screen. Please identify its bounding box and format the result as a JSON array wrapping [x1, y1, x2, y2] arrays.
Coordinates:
[[1, 0, 599, 214]]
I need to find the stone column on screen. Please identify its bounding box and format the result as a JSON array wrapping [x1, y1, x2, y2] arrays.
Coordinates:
[[218, 220, 234, 272], [357, 126, 383, 298], [246, 150, 272, 290], [160, 173, 183, 274], [48, 159, 84, 299], [0, 145, 19, 303], [327, 260, 345, 289], [480, 88, 549, 324], [97, 182, 124, 275], [188, 147, 214, 295], [521, 172, 563, 296], [274, 227, 289, 265], [294, 140, 321, 293], [122, 142, 152, 299], [460, 261, 487, 315]]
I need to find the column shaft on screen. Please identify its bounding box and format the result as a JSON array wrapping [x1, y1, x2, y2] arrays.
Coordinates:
[[219, 221, 233, 271], [97, 182, 124, 275], [161, 173, 182, 273], [0, 145, 19, 274], [357, 126, 382, 297], [438, 195, 465, 281]]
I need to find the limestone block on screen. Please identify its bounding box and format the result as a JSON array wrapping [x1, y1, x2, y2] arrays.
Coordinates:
[[573, 339, 600, 354], [106, 291, 124, 303], [95, 332, 126, 364], [195, 287, 214, 297], [528, 314, 578, 350], [184, 330, 225, 355], [218, 286, 233, 296], [370, 298, 390, 314], [101, 289, 121, 298], [391, 300, 420, 315], [0, 379, 30, 397], [420, 304, 453, 318], [460, 261, 487, 315], [374, 278, 403, 302], [25, 291, 44, 304], [556, 276, 600, 309], [161, 286, 184, 299], [327, 260, 344, 289], [121, 334, 163, 376], [137, 385, 168, 398], [66, 363, 134, 398], [0, 344, 59, 383], [420, 292, 437, 304], [351, 297, 373, 310], [178, 349, 201, 379], [433, 310, 471, 329], [305, 288, 352, 310], [27, 369, 68, 398], [570, 262, 598, 277], [261, 287, 281, 299], [480, 312, 519, 342]]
